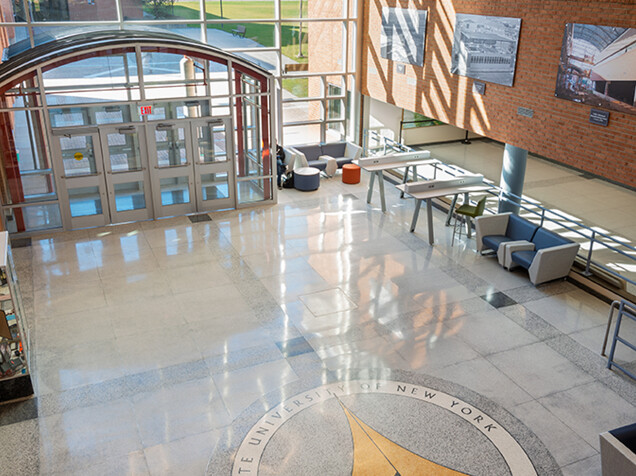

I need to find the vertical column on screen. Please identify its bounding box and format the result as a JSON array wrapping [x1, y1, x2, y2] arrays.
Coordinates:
[[180, 56, 198, 118], [260, 77, 271, 201], [498, 144, 527, 214], [234, 71, 245, 177]]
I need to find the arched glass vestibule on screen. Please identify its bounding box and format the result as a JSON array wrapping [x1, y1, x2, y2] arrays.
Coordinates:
[[0, 30, 274, 234]]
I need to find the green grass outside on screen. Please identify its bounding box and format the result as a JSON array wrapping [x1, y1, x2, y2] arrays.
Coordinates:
[[282, 77, 308, 98], [155, 2, 309, 62]]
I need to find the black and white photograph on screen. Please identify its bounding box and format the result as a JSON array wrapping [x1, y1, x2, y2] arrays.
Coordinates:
[[450, 14, 522, 87], [380, 7, 428, 67], [555, 23, 636, 116]]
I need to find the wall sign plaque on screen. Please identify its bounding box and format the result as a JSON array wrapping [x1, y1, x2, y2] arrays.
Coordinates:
[[473, 81, 486, 95], [589, 108, 610, 126], [517, 107, 534, 118]]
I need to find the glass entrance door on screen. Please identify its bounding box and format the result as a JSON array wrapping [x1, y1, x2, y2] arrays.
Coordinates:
[[148, 122, 196, 217], [192, 117, 235, 211], [53, 131, 109, 229], [52, 117, 237, 229], [147, 117, 235, 216], [99, 125, 153, 223]]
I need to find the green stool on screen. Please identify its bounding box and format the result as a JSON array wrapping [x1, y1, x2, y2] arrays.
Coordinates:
[[452, 196, 487, 246]]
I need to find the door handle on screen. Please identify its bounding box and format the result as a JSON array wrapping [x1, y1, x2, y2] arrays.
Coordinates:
[[60, 171, 101, 179], [155, 163, 189, 169]]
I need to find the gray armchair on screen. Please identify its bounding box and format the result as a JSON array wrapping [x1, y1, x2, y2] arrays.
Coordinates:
[[290, 141, 362, 171], [476, 213, 580, 285]]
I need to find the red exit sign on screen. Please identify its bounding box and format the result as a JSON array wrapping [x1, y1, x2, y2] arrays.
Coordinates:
[[139, 105, 152, 115]]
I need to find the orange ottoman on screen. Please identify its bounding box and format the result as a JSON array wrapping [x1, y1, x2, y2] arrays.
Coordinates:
[[342, 164, 361, 184]]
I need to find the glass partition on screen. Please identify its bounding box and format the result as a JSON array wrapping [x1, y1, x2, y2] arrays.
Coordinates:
[[283, 123, 320, 145], [3, 203, 62, 233], [49, 105, 141, 127], [43, 51, 141, 105], [283, 99, 322, 124], [209, 60, 230, 81], [4, 109, 56, 203], [237, 178, 268, 204], [146, 100, 211, 120], [0, 26, 30, 59]]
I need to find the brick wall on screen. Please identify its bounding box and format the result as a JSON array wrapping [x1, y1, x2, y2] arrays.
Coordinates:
[[362, 0, 636, 188], [307, 8, 346, 123]]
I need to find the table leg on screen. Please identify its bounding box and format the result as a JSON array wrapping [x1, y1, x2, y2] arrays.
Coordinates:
[[446, 194, 458, 226], [426, 197, 434, 245], [400, 166, 410, 199], [367, 170, 375, 204], [464, 192, 472, 238], [411, 198, 422, 233], [410, 199, 422, 232], [378, 170, 386, 213]]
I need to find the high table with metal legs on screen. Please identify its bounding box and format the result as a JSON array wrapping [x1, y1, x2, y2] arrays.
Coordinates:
[[396, 183, 492, 245], [357, 158, 441, 213]]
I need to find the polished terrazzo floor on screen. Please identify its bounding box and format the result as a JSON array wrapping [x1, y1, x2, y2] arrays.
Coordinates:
[[1, 151, 635, 475]]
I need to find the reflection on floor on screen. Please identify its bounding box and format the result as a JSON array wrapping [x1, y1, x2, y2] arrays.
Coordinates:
[[421, 140, 636, 293], [0, 162, 635, 475]]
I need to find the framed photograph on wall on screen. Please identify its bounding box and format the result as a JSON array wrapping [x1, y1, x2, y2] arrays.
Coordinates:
[[380, 7, 428, 67], [555, 24, 636, 116], [450, 14, 522, 87]]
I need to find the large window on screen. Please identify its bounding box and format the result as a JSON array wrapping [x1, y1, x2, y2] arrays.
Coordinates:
[[1, 0, 358, 146], [0, 0, 359, 231]]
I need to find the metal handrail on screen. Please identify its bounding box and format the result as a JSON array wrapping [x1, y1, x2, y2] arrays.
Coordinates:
[[605, 299, 636, 380], [362, 129, 636, 290], [495, 192, 636, 288], [363, 130, 410, 156], [602, 300, 622, 357]]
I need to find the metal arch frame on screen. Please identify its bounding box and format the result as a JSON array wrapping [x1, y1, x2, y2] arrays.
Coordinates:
[[0, 28, 276, 233], [0, 29, 273, 93]]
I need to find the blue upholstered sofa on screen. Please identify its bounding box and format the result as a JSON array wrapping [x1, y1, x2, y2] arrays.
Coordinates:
[[475, 212, 580, 285]]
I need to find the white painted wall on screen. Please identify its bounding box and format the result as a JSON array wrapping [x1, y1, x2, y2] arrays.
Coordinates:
[[368, 97, 402, 142], [365, 96, 482, 148]]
